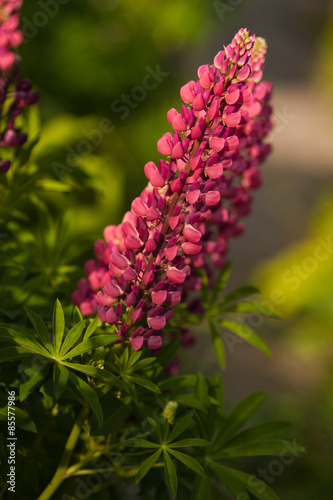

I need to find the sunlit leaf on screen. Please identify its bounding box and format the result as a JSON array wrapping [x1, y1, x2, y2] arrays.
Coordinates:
[[52, 299, 65, 356], [219, 320, 271, 356], [58, 321, 86, 358], [25, 307, 54, 354], [61, 335, 119, 360]]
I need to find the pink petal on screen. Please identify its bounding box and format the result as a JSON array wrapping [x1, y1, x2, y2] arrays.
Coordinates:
[[124, 235, 143, 250], [201, 191, 221, 206], [130, 336, 144, 351], [180, 81, 195, 103], [225, 136, 239, 151], [225, 88, 240, 104], [167, 267, 186, 284], [80, 300, 94, 316], [166, 291, 181, 306], [165, 245, 178, 261], [106, 307, 118, 324], [151, 290, 168, 305], [205, 163, 223, 179], [181, 242, 202, 255], [192, 93, 205, 111], [172, 142, 184, 159], [157, 133, 172, 156], [144, 161, 157, 180], [145, 238, 157, 253], [172, 114, 187, 132], [167, 108, 178, 125], [150, 170, 165, 187], [183, 224, 201, 243], [147, 315, 166, 330], [96, 291, 116, 307], [223, 111, 241, 128], [146, 207, 159, 221], [186, 189, 200, 204], [146, 336, 162, 350], [104, 280, 123, 298], [169, 215, 179, 230], [110, 251, 128, 269], [237, 64, 250, 81], [209, 137, 225, 153], [123, 266, 137, 281], [131, 197, 148, 216]]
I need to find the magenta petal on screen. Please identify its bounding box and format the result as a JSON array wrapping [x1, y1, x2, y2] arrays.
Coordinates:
[[183, 224, 201, 243], [237, 64, 250, 81], [225, 136, 239, 151], [166, 291, 181, 306], [146, 207, 159, 221], [147, 315, 166, 330], [104, 280, 123, 297], [201, 191, 221, 206], [209, 137, 225, 153], [186, 189, 200, 205], [131, 197, 148, 216], [157, 133, 172, 156], [165, 245, 178, 261], [144, 161, 157, 180], [181, 242, 202, 255], [123, 266, 136, 281], [151, 290, 168, 305], [226, 88, 240, 104], [150, 170, 165, 187], [125, 235, 143, 250], [167, 108, 178, 125], [96, 291, 116, 307], [224, 111, 241, 127], [145, 238, 157, 253], [205, 163, 223, 179], [106, 307, 118, 324], [192, 93, 205, 111], [130, 336, 144, 351], [147, 336, 162, 350], [167, 267, 186, 284], [110, 251, 128, 269], [180, 81, 195, 103], [172, 114, 187, 132], [172, 142, 184, 159], [169, 215, 179, 230]]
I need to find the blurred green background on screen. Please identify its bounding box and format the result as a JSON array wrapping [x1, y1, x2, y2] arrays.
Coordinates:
[[16, 0, 333, 498]]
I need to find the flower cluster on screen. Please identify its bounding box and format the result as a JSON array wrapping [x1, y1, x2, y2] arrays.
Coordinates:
[[72, 28, 273, 350], [0, 0, 39, 173]]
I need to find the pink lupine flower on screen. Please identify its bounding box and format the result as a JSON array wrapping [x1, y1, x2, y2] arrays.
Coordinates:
[[0, 1, 39, 173], [73, 28, 273, 350]]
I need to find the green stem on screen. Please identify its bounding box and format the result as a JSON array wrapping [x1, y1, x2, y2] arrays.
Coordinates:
[[37, 405, 90, 500]]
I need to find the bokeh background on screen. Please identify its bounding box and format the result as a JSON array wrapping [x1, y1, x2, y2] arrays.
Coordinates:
[[19, 0, 333, 498]]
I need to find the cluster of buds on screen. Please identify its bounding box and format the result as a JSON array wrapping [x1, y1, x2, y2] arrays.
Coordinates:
[[0, 0, 39, 173], [72, 28, 273, 350]]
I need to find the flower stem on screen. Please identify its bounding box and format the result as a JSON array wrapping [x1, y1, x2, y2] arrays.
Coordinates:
[[37, 405, 90, 500]]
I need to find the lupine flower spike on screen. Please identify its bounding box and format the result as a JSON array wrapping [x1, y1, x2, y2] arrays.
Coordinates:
[[72, 28, 273, 351], [0, 0, 39, 173]]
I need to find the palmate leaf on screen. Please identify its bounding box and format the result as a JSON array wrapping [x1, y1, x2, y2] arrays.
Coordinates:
[[192, 476, 212, 500], [123, 438, 160, 449], [135, 448, 162, 483], [0, 325, 51, 358], [209, 320, 225, 369], [167, 414, 192, 444], [216, 439, 306, 459], [173, 394, 208, 414], [163, 450, 177, 498], [194, 373, 210, 407], [218, 319, 271, 357], [0, 345, 31, 363], [53, 363, 69, 400], [158, 375, 197, 391], [83, 316, 100, 341], [220, 301, 282, 319], [219, 285, 260, 305], [0, 406, 37, 433], [68, 372, 103, 428], [222, 422, 292, 449], [212, 392, 268, 450], [170, 438, 209, 448], [20, 361, 50, 401], [208, 462, 280, 500], [52, 299, 65, 356], [167, 448, 206, 478], [126, 375, 161, 394], [58, 320, 86, 358], [60, 335, 119, 360], [211, 261, 231, 304], [62, 361, 127, 392], [25, 306, 54, 354]]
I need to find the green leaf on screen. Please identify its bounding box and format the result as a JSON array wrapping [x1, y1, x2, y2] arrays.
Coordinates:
[[60, 335, 119, 360], [19, 360, 50, 401], [208, 462, 280, 500], [222, 422, 292, 449], [219, 319, 271, 356], [208, 461, 250, 498], [126, 375, 161, 394], [52, 299, 65, 356], [194, 373, 210, 407], [167, 414, 192, 444], [124, 438, 160, 449], [0, 325, 52, 357], [217, 439, 306, 459], [128, 357, 156, 372], [0, 346, 31, 363], [163, 450, 177, 498], [198, 268, 209, 305], [68, 372, 103, 427], [174, 395, 208, 414], [25, 307, 54, 354], [156, 338, 181, 369], [63, 362, 127, 392], [209, 373, 224, 408], [135, 448, 162, 483], [58, 321, 86, 358], [83, 316, 100, 341], [213, 392, 268, 449], [170, 438, 210, 448], [211, 262, 231, 304], [192, 476, 212, 500], [168, 448, 206, 478], [0, 406, 37, 433], [158, 375, 197, 391], [91, 398, 131, 436], [209, 320, 225, 369], [220, 301, 282, 319], [221, 285, 259, 305], [73, 306, 83, 323], [53, 364, 69, 400]]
